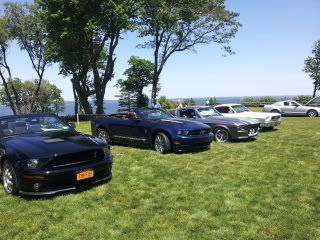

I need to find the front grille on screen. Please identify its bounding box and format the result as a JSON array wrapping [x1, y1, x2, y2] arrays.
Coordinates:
[[272, 116, 280, 120], [187, 129, 211, 136], [47, 149, 104, 169]]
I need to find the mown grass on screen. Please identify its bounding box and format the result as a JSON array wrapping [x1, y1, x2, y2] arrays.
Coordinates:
[[0, 117, 319, 239]]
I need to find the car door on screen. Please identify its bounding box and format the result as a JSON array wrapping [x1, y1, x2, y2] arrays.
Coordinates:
[[282, 101, 295, 115], [112, 113, 149, 143]]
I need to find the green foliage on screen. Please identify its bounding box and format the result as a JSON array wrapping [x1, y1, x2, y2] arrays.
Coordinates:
[[207, 97, 220, 106], [38, 0, 137, 114], [256, 96, 276, 103], [117, 90, 138, 112], [137, 0, 241, 98], [304, 40, 320, 97], [0, 79, 64, 114], [158, 96, 174, 109], [117, 56, 154, 108], [240, 97, 255, 104], [294, 95, 313, 104], [183, 98, 197, 106]]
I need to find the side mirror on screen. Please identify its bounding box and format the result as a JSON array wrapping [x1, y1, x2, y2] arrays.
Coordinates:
[[68, 122, 76, 128]]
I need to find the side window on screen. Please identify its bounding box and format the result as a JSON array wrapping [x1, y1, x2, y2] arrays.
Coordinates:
[[283, 102, 289, 106], [215, 107, 230, 114], [179, 109, 196, 118]]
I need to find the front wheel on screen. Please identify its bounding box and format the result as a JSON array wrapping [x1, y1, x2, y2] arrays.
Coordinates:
[[154, 132, 171, 154], [214, 128, 231, 142], [307, 110, 318, 118], [97, 128, 111, 143], [2, 161, 19, 195]]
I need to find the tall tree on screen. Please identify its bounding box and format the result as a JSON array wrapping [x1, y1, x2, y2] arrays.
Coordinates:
[[137, 0, 240, 99], [116, 56, 153, 107], [4, 2, 49, 112], [304, 40, 320, 98], [38, 0, 137, 114], [0, 17, 19, 114]]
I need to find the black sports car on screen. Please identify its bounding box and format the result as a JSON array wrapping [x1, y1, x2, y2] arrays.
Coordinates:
[[0, 114, 112, 196], [91, 108, 214, 153], [173, 106, 260, 142]]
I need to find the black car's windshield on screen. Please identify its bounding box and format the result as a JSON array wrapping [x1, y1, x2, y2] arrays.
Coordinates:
[[232, 105, 251, 113], [0, 115, 71, 137], [198, 107, 222, 118], [138, 109, 174, 120]]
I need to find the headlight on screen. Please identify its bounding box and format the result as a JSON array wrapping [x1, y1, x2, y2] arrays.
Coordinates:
[[26, 159, 40, 169], [177, 130, 189, 136]]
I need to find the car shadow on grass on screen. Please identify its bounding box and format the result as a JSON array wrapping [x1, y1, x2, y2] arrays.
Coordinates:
[[260, 127, 279, 132]]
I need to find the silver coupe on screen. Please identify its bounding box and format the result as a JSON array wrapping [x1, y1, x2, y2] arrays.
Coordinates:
[[263, 100, 320, 117]]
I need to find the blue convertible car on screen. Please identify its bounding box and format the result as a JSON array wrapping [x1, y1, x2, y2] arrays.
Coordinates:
[[91, 108, 214, 153]]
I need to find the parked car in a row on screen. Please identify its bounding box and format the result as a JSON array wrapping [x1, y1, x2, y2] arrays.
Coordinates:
[[172, 106, 260, 142], [214, 104, 282, 128], [263, 100, 320, 117], [0, 114, 113, 196], [91, 108, 214, 154]]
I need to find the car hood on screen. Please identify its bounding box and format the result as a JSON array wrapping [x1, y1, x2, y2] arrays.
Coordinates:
[[203, 116, 258, 125], [226, 111, 281, 119], [158, 118, 211, 129], [4, 130, 106, 158]]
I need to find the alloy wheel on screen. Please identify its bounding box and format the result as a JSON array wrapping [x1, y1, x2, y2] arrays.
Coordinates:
[[3, 165, 15, 194], [154, 135, 165, 153], [98, 129, 110, 143], [215, 129, 230, 142]]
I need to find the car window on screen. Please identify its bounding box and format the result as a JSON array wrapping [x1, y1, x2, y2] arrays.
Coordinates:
[[198, 107, 222, 117], [215, 106, 230, 114], [138, 109, 174, 120], [179, 109, 196, 118], [284, 102, 289, 106], [232, 105, 250, 113], [0, 116, 71, 137]]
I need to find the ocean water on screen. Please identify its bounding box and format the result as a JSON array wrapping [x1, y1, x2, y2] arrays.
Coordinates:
[[0, 96, 293, 116]]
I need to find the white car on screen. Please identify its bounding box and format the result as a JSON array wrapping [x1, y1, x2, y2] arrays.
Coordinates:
[[263, 100, 320, 117], [214, 104, 282, 128]]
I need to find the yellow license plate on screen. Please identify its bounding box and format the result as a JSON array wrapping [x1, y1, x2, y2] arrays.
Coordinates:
[[77, 169, 94, 181]]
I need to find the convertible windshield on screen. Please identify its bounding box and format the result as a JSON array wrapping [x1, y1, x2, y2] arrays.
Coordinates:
[[198, 107, 222, 118], [232, 105, 251, 113], [0, 115, 71, 137], [138, 109, 174, 120]]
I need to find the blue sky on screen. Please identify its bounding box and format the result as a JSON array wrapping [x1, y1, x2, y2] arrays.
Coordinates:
[[1, 0, 320, 100]]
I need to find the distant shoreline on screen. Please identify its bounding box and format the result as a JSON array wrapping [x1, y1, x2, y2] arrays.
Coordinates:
[[0, 95, 302, 116]]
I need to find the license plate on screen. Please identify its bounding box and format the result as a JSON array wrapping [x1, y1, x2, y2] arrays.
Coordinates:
[[77, 169, 94, 181]]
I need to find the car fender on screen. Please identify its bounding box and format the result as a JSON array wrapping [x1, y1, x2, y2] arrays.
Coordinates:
[[210, 124, 232, 134], [150, 128, 173, 144]]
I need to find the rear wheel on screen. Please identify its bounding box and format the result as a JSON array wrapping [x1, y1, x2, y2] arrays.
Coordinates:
[[214, 128, 231, 142], [97, 128, 111, 143], [2, 161, 19, 195], [154, 132, 171, 154], [307, 110, 318, 118]]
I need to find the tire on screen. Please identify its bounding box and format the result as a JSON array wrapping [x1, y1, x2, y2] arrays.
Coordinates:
[[154, 132, 171, 154], [97, 128, 111, 143], [2, 161, 19, 195], [271, 109, 280, 114], [214, 128, 231, 142], [307, 110, 318, 118]]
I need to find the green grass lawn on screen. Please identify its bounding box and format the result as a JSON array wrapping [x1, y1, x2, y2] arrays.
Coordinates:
[[1, 117, 320, 239]]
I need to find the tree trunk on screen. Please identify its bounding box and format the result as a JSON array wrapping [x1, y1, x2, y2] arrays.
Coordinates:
[[73, 86, 79, 115], [0, 73, 17, 114], [95, 88, 105, 114], [71, 75, 93, 114], [313, 80, 319, 97]]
